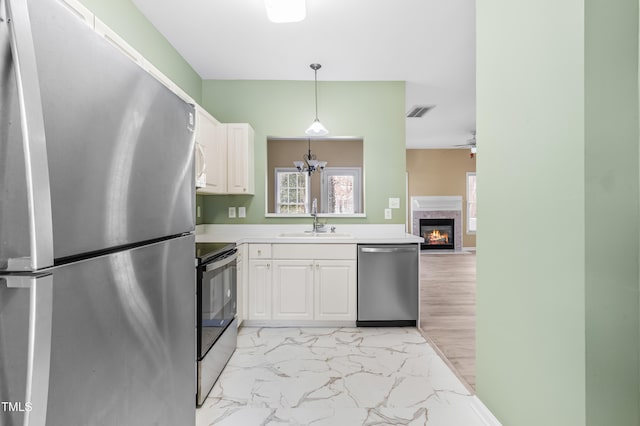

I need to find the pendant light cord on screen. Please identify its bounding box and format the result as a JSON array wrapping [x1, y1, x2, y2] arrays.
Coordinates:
[[305, 63, 328, 136], [314, 67, 319, 120]]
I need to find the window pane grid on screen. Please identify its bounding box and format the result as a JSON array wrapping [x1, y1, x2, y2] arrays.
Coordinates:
[[276, 170, 309, 214]]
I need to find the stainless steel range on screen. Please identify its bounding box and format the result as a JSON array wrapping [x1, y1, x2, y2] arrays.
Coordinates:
[[195, 242, 238, 406]]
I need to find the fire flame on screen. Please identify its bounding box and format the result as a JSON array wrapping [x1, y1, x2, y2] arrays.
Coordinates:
[[424, 229, 449, 245]]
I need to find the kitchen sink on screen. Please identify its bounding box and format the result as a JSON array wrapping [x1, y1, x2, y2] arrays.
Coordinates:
[[277, 232, 353, 238]]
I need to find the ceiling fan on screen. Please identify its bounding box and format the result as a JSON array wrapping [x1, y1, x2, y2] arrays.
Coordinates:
[[454, 131, 477, 158]]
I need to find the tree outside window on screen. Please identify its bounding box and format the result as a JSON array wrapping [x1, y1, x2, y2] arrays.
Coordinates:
[[275, 168, 309, 214], [321, 168, 361, 214]]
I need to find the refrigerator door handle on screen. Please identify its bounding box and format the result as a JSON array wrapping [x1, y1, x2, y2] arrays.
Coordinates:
[[5, 0, 54, 270], [5, 274, 53, 426]]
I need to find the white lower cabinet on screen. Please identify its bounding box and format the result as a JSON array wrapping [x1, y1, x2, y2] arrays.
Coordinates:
[[247, 244, 357, 323], [248, 260, 272, 320], [272, 261, 314, 320], [314, 260, 357, 321]]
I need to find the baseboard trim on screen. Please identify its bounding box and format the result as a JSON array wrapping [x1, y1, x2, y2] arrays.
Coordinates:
[[470, 395, 502, 425], [242, 320, 356, 328]]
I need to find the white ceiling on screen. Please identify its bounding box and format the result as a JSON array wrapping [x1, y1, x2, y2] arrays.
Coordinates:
[[132, 0, 476, 149]]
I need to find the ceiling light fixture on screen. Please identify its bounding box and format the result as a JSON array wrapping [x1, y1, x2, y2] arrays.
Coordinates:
[[305, 63, 329, 137], [294, 138, 327, 176], [265, 0, 306, 23]]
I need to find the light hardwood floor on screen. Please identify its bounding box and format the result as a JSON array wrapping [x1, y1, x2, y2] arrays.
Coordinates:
[[419, 251, 476, 390]]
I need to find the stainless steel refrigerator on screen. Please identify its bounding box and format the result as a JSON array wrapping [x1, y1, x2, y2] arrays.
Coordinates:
[[0, 0, 196, 425]]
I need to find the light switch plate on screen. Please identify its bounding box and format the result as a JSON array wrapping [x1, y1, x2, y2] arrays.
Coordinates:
[[197, 205, 201, 218], [389, 198, 400, 209], [384, 208, 392, 220], [238, 207, 246, 218], [228, 207, 236, 218]]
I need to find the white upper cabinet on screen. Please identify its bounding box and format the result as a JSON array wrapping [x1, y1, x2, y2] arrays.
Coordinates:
[[194, 140, 206, 189], [194, 106, 224, 192], [226, 123, 255, 194], [197, 121, 255, 195]]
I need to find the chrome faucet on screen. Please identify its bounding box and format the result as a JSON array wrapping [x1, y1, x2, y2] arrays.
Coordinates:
[[311, 198, 322, 232]]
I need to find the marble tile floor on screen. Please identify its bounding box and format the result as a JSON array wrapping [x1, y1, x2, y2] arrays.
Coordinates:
[[196, 327, 499, 426]]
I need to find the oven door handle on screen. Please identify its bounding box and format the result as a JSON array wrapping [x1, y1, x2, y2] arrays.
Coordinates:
[[205, 251, 238, 272]]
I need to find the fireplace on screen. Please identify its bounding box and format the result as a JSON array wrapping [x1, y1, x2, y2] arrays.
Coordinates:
[[420, 218, 455, 250]]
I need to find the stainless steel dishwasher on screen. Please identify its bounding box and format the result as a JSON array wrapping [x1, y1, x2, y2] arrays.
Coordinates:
[[357, 244, 419, 326]]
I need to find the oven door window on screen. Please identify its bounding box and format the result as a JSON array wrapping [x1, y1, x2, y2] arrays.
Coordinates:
[[198, 254, 236, 360]]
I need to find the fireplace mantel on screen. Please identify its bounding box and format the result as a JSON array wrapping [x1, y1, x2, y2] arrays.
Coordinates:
[[411, 196, 463, 212]]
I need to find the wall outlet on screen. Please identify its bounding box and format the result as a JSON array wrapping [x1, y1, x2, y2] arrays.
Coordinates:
[[196, 205, 201, 218], [238, 206, 246, 218], [389, 197, 400, 209], [228, 207, 236, 218], [384, 208, 392, 220]]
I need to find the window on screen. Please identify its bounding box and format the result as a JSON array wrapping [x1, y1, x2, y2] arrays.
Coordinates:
[[466, 172, 477, 233], [275, 168, 309, 214], [321, 168, 362, 214]]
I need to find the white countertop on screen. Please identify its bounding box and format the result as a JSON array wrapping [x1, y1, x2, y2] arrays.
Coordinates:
[[196, 224, 423, 244]]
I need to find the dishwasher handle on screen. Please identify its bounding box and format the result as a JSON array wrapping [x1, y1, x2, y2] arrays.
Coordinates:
[[359, 246, 417, 253]]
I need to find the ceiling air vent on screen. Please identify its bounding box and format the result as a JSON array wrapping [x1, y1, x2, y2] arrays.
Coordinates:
[[406, 105, 435, 118]]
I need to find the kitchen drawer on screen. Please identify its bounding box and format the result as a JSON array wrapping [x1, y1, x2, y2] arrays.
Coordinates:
[[249, 244, 272, 259], [272, 244, 356, 260]]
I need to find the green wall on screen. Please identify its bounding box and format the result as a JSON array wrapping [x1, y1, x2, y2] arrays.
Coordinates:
[[477, 1, 639, 425], [199, 80, 407, 224], [585, 1, 639, 424], [78, 0, 202, 102]]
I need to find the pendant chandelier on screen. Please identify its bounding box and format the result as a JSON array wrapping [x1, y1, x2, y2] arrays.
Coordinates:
[[294, 138, 327, 176], [305, 63, 329, 136]]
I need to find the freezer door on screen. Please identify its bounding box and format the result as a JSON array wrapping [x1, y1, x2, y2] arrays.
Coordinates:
[[0, 0, 195, 271], [0, 274, 52, 426], [0, 234, 196, 426]]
